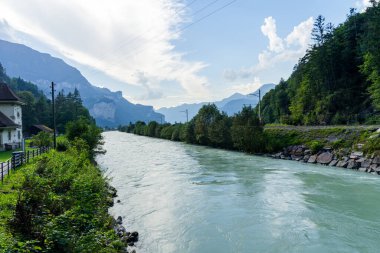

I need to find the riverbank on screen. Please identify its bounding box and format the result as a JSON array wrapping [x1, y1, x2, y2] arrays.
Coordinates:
[[0, 144, 133, 252], [120, 120, 380, 175]]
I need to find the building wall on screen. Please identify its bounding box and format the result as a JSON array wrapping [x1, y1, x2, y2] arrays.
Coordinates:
[[0, 128, 22, 151], [0, 104, 22, 125], [0, 103, 23, 151]]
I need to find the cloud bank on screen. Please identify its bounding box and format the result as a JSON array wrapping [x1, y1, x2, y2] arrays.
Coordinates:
[[0, 0, 210, 102]]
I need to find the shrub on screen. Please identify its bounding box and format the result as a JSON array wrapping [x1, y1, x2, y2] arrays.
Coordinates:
[[308, 140, 324, 154], [56, 137, 70, 152], [31, 131, 52, 148]]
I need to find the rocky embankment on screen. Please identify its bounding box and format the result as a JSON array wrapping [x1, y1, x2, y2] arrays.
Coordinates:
[[109, 186, 139, 253], [115, 216, 139, 253], [270, 145, 380, 175]]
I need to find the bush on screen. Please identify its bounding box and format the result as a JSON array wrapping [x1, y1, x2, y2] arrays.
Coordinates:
[[31, 131, 52, 148], [66, 117, 103, 157], [308, 140, 324, 154], [56, 137, 70, 152], [7, 150, 123, 252], [363, 137, 380, 155]]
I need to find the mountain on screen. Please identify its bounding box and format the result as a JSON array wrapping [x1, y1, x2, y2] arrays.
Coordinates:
[[0, 39, 163, 127], [158, 83, 275, 123]]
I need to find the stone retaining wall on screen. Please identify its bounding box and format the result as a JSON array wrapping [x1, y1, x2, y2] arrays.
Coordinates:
[[270, 145, 380, 175]]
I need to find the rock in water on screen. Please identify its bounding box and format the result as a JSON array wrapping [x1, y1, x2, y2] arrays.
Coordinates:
[[308, 155, 317, 163], [329, 160, 338, 167], [317, 152, 333, 164], [116, 216, 123, 225]]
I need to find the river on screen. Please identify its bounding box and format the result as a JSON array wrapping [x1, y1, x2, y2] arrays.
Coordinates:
[[97, 131, 380, 253]]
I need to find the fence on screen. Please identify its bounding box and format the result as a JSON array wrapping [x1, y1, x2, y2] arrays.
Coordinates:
[[1, 147, 50, 184]]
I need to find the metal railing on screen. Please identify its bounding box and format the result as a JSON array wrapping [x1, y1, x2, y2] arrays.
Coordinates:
[[1, 147, 50, 184]]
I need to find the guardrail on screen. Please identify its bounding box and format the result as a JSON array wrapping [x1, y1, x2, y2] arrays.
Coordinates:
[[0, 147, 50, 184]]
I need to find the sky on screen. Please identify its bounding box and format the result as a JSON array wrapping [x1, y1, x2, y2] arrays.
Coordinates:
[[0, 0, 374, 109]]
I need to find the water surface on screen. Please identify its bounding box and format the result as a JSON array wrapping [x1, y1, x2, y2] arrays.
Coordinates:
[[97, 132, 380, 253]]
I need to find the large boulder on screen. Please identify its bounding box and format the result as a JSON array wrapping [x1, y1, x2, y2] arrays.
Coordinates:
[[350, 152, 363, 160], [372, 156, 380, 164], [337, 157, 349, 168], [308, 155, 317, 163], [360, 159, 372, 168], [329, 160, 338, 167], [347, 160, 359, 170], [317, 152, 333, 164]]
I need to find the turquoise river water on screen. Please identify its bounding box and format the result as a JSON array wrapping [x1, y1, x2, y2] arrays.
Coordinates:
[[96, 131, 380, 253]]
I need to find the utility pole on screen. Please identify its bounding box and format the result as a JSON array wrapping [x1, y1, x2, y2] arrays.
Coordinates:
[[180, 109, 189, 123], [248, 89, 262, 123], [51, 82, 57, 149]]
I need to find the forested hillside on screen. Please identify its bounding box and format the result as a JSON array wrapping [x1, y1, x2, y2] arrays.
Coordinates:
[[0, 63, 93, 134], [261, 2, 380, 125]]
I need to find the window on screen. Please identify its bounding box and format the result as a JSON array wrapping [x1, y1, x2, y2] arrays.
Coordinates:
[[17, 111, 20, 118], [8, 131, 11, 141], [18, 130, 21, 140]]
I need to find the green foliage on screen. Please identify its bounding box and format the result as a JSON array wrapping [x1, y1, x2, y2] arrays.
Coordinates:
[[260, 4, 380, 125], [56, 136, 70, 152], [55, 89, 93, 133], [363, 137, 380, 155], [4, 149, 123, 253], [31, 131, 52, 148], [66, 117, 103, 157], [0, 64, 93, 135], [231, 107, 264, 153], [308, 140, 324, 154]]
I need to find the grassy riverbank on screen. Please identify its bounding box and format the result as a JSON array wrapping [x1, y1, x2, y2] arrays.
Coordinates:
[[0, 118, 129, 253], [0, 144, 126, 252]]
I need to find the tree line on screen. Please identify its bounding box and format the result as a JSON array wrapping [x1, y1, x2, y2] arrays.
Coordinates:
[[260, 2, 380, 125], [118, 104, 277, 153], [0, 63, 94, 135]]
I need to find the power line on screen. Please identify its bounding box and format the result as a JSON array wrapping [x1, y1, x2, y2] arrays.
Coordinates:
[[190, 0, 221, 16], [49, 0, 239, 85], [96, 0, 238, 75]]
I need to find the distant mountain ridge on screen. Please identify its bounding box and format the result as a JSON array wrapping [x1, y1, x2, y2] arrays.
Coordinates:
[[158, 83, 275, 123], [0, 39, 163, 127]]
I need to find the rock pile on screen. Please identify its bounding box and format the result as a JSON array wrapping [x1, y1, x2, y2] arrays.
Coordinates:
[[270, 145, 380, 175], [114, 216, 139, 252]]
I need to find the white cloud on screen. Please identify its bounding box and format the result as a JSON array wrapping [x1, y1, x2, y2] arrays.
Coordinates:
[[355, 0, 372, 11], [256, 17, 314, 71], [224, 16, 313, 94], [229, 77, 262, 95], [261, 17, 284, 53], [0, 0, 210, 102]]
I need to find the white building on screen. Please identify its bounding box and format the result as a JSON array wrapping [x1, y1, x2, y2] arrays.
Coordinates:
[[0, 83, 23, 151]]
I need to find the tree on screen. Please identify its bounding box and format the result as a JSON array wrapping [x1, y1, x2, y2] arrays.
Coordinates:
[[312, 15, 326, 46], [66, 117, 103, 157], [231, 106, 264, 153], [194, 104, 221, 145]]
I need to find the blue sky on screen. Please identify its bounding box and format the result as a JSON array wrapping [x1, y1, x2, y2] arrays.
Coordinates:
[[0, 0, 372, 108]]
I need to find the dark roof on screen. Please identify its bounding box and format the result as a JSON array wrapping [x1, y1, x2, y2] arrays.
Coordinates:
[[32, 124, 53, 133], [0, 83, 22, 102], [0, 111, 19, 128]]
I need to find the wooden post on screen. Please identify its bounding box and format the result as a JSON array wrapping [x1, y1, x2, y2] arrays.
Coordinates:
[[1, 163, 3, 184], [7, 160, 10, 176]]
